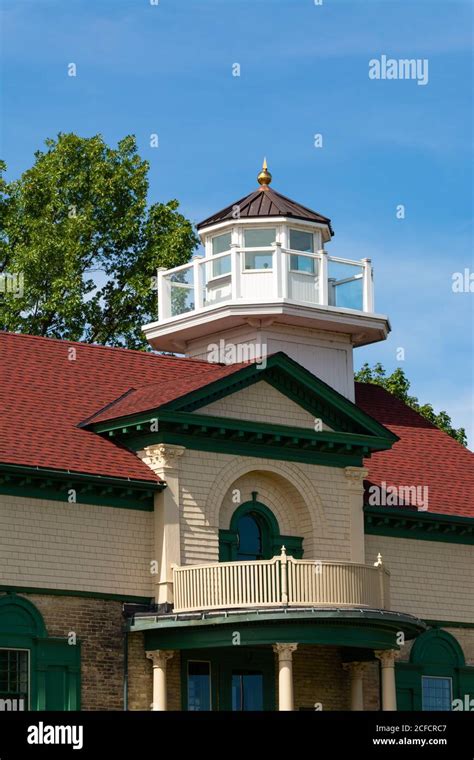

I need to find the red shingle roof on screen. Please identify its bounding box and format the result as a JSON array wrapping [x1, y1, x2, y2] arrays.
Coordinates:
[[356, 383, 474, 518], [1, 332, 472, 518], [83, 363, 245, 426], [0, 332, 240, 483]]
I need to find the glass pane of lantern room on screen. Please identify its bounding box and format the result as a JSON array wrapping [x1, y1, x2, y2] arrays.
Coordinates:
[[244, 228, 276, 248], [289, 229, 313, 252], [244, 252, 273, 270], [212, 232, 231, 277]]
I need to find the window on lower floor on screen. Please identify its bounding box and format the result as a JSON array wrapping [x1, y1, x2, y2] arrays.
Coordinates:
[[421, 676, 452, 711], [187, 661, 211, 711], [231, 670, 264, 711], [0, 649, 29, 709]]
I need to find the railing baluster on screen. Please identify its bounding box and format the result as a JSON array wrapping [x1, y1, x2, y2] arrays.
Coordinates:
[[171, 557, 390, 613]]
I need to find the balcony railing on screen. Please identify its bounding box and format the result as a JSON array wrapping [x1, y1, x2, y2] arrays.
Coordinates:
[[172, 549, 390, 614], [156, 247, 374, 321]]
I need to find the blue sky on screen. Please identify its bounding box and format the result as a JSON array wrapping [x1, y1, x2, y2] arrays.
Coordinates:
[[1, 0, 473, 444]]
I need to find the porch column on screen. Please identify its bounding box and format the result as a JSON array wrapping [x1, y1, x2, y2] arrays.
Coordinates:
[[273, 643, 298, 711], [146, 650, 174, 711], [375, 650, 397, 711], [343, 661, 367, 710]]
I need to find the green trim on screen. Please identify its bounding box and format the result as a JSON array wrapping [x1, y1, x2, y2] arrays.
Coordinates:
[[127, 429, 366, 468], [0, 585, 152, 605], [219, 498, 304, 561], [410, 629, 465, 667], [118, 407, 394, 467], [0, 463, 161, 510], [396, 629, 474, 711], [160, 353, 398, 439], [85, 353, 397, 465], [134, 608, 425, 650], [0, 594, 81, 711], [364, 506, 474, 545], [424, 620, 474, 630]]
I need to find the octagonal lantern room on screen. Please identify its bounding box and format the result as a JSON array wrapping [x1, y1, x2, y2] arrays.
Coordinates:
[[143, 161, 390, 400]]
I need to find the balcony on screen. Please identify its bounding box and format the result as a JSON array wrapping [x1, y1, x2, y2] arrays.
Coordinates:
[[172, 550, 390, 614], [156, 246, 374, 323]]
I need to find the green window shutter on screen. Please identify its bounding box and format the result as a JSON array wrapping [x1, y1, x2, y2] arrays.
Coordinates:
[[36, 638, 81, 711]]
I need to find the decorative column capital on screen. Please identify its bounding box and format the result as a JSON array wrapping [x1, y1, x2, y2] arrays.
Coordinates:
[[344, 466, 369, 488], [146, 649, 175, 668], [375, 650, 396, 668], [343, 661, 369, 677], [273, 643, 298, 659], [139, 444, 185, 473]]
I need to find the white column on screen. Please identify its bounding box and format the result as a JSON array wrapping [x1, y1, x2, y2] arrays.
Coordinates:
[[138, 444, 185, 605], [318, 249, 328, 305], [343, 662, 367, 710], [274, 242, 283, 298], [362, 257, 374, 312], [273, 643, 298, 711], [157, 267, 169, 320], [146, 650, 174, 711], [193, 259, 203, 310], [376, 650, 397, 711], [230, 242, 240, 301]]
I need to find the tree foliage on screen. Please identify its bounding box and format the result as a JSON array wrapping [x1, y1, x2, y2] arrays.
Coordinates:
[[0, 133, 198, 348], [355, 363, 467, 447]]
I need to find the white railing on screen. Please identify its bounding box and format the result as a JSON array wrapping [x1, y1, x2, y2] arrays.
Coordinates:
[[156, 248, 374, 321], [172, 549, 390, 614]]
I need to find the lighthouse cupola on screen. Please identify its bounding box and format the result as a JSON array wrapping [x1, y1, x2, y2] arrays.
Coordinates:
[[143, 161, 390, 400]]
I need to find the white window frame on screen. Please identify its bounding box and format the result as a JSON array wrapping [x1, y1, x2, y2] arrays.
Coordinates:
[[287, 227, 318, 276], [240, 226, 277, 273], [0, 647, 30, 711], [208, 231, 232, 283]]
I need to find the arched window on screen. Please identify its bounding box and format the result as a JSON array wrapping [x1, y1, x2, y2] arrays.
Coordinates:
[[219, 494, 303, 562], [396, 629, 473, 711], [0, 594, 81, 710], [236, 512, 264, 561]]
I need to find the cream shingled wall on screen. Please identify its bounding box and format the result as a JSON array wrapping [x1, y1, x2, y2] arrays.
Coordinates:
[[179, 449, 361, 565], [365, 534, 474, 624], [0, 494, 153, 597], [197, 380, 326, 429]]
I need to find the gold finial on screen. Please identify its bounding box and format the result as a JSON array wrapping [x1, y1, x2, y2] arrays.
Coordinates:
[[257, 157, 272, 187]]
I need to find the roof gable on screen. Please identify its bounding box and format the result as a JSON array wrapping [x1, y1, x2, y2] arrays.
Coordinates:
[[84, 353, 398, 468]]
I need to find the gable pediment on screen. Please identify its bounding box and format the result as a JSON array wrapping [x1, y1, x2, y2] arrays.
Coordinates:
[[85, 353, 398, 468]]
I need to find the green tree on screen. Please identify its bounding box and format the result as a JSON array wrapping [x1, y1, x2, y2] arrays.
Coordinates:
[[0, 133, 198, 348], [355, 363, 467, 446]]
